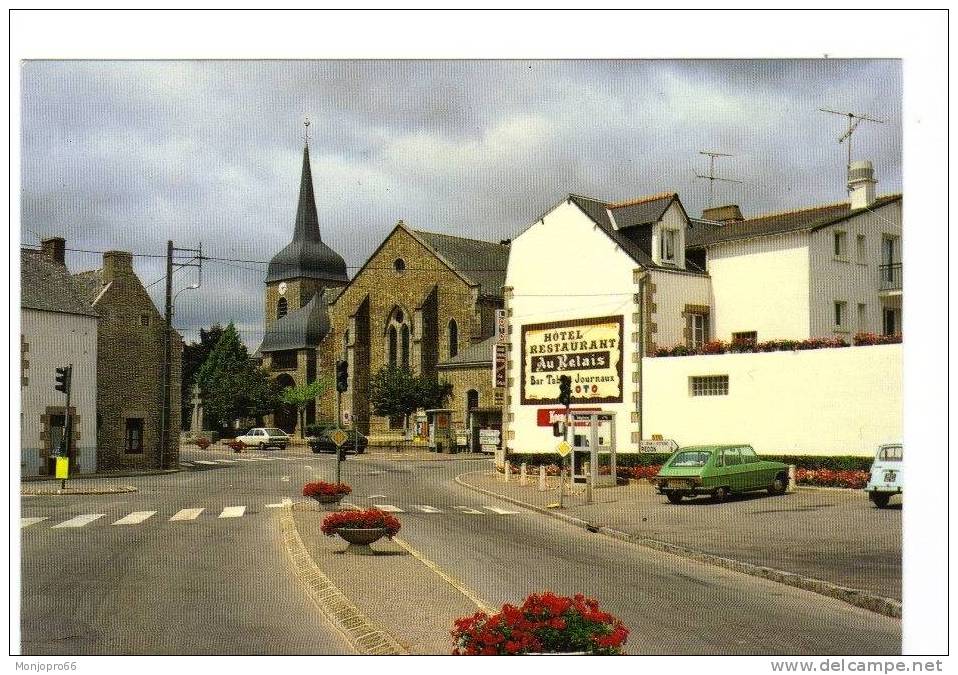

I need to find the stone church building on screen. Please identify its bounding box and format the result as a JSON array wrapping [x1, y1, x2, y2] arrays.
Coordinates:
[[259, 141, 508, 441]]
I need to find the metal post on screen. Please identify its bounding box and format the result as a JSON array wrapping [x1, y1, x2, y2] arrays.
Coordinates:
[[62, 364, 73, 490], [335, 389, 342, 484], [559, 404, 570, 508], [588, 413, 598, 504], [160, 240, 173, 470], [637, 274, 646, 447]]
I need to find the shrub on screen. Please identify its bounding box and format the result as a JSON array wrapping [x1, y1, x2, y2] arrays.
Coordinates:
[[304, 422, 335, 438], [700, 340, 728, 355], [451, 591, 629, 655], [321, 509, 401, 538], [225, 439, 245, 451], [194, 436, 211, 449], [854, 332, 902, 346], [302, 481, 352, 498], [796, 468, 868, 489]]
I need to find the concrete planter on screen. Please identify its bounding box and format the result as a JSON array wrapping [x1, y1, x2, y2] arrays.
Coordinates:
[[311, 494, 346, 510], [336, 527, 388, 555]]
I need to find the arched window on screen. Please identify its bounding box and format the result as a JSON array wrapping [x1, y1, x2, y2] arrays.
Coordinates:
[[448, 319, 459, 358], [401, 325, 410, 370], [466, 389, 479, 411], [277, 297, 288, 319], [388, 326, 398, 368]]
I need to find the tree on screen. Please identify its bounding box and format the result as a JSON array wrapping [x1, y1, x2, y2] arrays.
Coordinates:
[[194, 323, 280, 432], [369, 366, 452, 430], [180, 323, 225, 429], [279, 378, 332, 437]]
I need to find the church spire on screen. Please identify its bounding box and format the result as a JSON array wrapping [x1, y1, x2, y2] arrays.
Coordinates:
[[293, 136, 322, 243]]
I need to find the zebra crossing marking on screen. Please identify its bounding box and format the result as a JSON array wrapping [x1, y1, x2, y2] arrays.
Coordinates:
[[411, 505, 442, 513], [113, 511, 156, 525], [372, 504, 404, 512], [214, 459, 238, 464], [21, 517, 48, 528], [180, 461, 195, 467], [219, 506, 246, 518], [52, 514, 105, 528], [194, 460, 217, 465], [483, 506, 520, 515], [169, 508, 204, 521], [453, 506, 485, 514], [265, 498, 293, 508]]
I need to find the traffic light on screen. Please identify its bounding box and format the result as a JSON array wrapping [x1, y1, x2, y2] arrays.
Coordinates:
[[54, 365, 72, 394], [558, 374, 572, 407], [336, 360, 348, 393]]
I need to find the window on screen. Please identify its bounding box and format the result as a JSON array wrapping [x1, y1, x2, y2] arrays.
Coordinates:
[[125, 418, 144, 454], [856, 234, 866, 262], [739, 446, 759, 463], [466, 389, 479, 411], [690, 375, 729, 396], [448, 319, 459, 358], [660, 229, 677, 263], [388, 326, 398, 368], [878, 445, 903, 462], [834, 301, 847, 328], [858, 303, 867, 331], [732, 331, 757, 345], [719, 447, 741, 467], [394, 258, 406, 273], [400, 325, 410, 370], [272, 350, 297, 370], [689, 313, 708, 349], [277, 297, 288, 319], [140, 314, 150, 327], [833, 231, 847, 258], [669, 451, 711, 467], [883, 308, 900, 336]]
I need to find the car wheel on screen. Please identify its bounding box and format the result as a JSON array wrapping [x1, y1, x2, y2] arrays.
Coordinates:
[[768, 473, 789, 495], [712, 486, 731, 502], [870, 492, 891, 508], [666, 493, 684, 504]]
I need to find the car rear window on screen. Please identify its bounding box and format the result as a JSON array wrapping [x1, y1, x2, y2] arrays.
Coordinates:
[[878, 446, 902, 461], [670, 451, 711, 467]]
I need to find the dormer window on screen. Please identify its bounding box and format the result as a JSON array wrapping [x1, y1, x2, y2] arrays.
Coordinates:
[[660, 229, 677, 263]]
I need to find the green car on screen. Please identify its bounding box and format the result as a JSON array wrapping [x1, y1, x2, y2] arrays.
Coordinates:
[[652, 445, 790, 504]]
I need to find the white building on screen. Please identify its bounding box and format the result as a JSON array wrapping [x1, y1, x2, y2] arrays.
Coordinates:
[[20, 240, 99, 476]]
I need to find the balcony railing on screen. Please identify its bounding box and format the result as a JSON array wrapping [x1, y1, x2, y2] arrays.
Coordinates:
[[879, 263, 902, 292]]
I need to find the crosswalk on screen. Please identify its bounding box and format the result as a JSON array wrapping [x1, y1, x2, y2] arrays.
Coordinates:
[[354, 502, 519, 515], [180, 456, 302, 468]]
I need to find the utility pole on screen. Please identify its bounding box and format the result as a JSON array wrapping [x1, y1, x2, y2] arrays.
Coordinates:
[[694, 151, 742, 209]]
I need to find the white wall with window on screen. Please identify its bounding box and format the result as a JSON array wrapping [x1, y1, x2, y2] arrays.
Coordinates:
[[643, 344, 902, 456], [646, 268, 712, 350], [650, 202, 687, 268]]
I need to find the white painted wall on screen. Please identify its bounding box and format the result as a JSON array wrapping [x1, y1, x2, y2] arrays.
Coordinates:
[[650, 201, 687, 269], [505, 200, 639, 454], [706, 231, 811, 341], [643, 344, 902, 456], [647, 268, 713, 350], [808, 200, 902, 337], [20, 309, 98, 475]]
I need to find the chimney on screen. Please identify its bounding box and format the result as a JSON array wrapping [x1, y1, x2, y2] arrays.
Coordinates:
[[848, 160, 877, 210], [40, 237, 65, 265], [102, 250, 134, 284], [701, 204, 744, 223]]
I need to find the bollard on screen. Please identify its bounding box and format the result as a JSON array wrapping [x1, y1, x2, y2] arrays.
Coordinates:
[[503, 461, 511, 482], [787, 464, 797, 493], [519, 463, 527, 486], [538, 465, 546, 491]]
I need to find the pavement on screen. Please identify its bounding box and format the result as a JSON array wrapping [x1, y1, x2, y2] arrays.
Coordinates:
[[457, 470, 901, 601]]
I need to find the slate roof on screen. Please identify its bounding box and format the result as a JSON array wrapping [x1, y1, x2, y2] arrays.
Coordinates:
[[71, 269, 105, 304], [437, 334, 497, 368], [258, 290, 331, 353], [20, 250, 98, 317], [686, 194, 902, 249], [411, 229, 510, 299]]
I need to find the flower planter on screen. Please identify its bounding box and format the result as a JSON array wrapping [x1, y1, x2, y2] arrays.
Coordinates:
[[335, 527, 388, 555], [311, 493, 346, 510]]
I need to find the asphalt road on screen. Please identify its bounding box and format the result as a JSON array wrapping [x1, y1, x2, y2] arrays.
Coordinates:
[[19, 449, 901, 655]]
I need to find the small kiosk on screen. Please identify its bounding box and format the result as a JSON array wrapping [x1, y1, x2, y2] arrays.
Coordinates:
[[569, 411, 617, 488], [425, 408, 455, 453]]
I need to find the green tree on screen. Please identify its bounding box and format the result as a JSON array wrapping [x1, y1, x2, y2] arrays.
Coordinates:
[[279, 378, 332, 437], [195, 323, 279, 431], [369, 366, 451, 430], [180, 323, 224, 429]]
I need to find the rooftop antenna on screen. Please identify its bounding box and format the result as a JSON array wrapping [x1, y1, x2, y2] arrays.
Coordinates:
[[818, 108, 885, 189], [694, 151, 742, 208]]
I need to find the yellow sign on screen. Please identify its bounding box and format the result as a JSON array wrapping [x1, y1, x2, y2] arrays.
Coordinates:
[[55, 456, 69, 479], [329, 429, 349, 448], [521, 315, 624, 405], [556, 440, 572, 458]]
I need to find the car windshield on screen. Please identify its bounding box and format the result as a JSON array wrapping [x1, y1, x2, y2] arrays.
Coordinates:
[[878, 445, 902, 461], [265, 428, 286, 435], [670, 450, 711, 467]]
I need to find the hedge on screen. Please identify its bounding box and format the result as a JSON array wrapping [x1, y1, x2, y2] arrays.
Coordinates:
[[506, 452, 872, 472]]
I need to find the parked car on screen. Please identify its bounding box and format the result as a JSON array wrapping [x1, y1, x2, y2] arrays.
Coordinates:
[[234, 427, 290, 451], [309, 429, 368, 455], [651, 444, 790, 504], [865, 443, 902, 508]]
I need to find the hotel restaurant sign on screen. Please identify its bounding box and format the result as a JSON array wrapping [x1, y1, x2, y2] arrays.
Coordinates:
[[520, 315, 624, 405]]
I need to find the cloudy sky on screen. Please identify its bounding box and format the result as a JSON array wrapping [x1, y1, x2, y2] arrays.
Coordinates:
[[20, 59, 902, 348]]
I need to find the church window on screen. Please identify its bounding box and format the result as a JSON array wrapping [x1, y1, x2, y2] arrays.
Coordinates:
[[401, 325, 410, 370], [448, 319, 459, 358], [388, 326, 398, 368], [394, 258, 406, 274], [277, 297, 288, 319]]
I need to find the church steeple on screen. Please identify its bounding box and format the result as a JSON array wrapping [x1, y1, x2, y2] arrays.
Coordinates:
[[293, 143, 322, 243]]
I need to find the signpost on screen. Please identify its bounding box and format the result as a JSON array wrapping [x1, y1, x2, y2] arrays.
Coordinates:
[[479, 428, 500, 454], [640, 439, 678, 453], [330, 428, 348, 484]]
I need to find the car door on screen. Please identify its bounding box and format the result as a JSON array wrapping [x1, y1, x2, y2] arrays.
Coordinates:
[[722, 447, 747, 491], [737, 445, 764, 489], [709, 448, 735, 489]]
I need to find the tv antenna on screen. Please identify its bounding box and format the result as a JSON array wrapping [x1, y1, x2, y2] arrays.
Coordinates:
[[818, 108, 885, 175], [694, 151, 742, 208]]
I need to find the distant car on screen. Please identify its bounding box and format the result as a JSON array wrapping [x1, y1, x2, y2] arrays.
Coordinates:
[[309, 429, 368, 455], [651, 444, 790, 504], [865, 443, 902, 508], [234, 427, 290, 451]]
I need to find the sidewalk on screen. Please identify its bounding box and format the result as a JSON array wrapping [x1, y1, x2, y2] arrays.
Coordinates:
[[458, 470, 901, 603]]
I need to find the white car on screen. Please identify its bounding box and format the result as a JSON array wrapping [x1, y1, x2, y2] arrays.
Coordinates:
[[234, 427, 290, 451]]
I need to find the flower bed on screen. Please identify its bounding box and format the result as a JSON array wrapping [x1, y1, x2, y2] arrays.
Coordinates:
[[795, 468, 868, 489], [652, 333, 901, 358], [320, 508, 401, 538], [853, 332, 902, 346], [452, 591, 628, 655], [302, 481, 352, 498], [225, 439, 245, 452], [194, 436, 211, 450]]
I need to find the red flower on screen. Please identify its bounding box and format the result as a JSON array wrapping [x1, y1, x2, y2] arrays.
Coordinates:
[[303, 481, 352, 498], [320, 508, 401, 537]]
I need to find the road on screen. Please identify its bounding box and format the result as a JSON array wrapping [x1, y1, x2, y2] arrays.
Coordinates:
[[19, 448, 901, 655]]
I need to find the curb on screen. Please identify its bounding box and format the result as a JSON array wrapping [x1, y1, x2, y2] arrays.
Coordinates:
[[455, 471, 901, 619], [279, 507, 407, 655], [21, 485, 138, 496], [22, 469, 181, 482]]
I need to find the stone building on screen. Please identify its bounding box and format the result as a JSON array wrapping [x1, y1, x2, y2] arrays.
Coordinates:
[[73, 249, 183, 470]]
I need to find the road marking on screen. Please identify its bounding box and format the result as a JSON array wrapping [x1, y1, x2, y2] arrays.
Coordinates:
[[453, 506, 484, 515], [169, 508, 204, 521], [265, 498, 293, 508], [411, 505, 443, 513], [52, 513, 105, 528], [281, 476, 290, 482], [483, 506, 520, 515], [368, 494, 387, 498], [180, 461, 194, 467], [219, 506, 246, 518], [194, 460, 217, 465], [21, 517, 48, 528], [214, 459, 238, 464], [233, 458, 257, 462], [373, 504, 404, 512], [113, 511, 156, 525]]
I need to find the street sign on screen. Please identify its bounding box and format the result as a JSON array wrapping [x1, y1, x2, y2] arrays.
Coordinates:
[[329, 429, 349, 448], [495, 309, 507, 343], [455, 430, 469, 447], [640, 439, 678, 453], [556, 440, 572, 457], [55, 456, 69, 479], [492, 343, 507, 388], [341, 409, 352, 426], [478, 428, 500, 445]]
